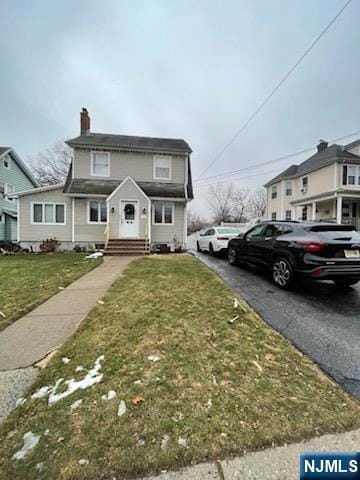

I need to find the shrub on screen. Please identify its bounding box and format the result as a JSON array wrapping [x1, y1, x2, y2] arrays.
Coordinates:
[[39, 238, 61, 253], [0, 241, 21, 253], [73, 244, 83, 253]]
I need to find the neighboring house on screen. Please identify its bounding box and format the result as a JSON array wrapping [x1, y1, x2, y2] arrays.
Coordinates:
[[13, 109, 193, 253], [0, 147, 39, 242], [264, 139, 360, 229]]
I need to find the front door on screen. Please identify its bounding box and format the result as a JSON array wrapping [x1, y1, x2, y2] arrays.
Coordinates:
[[119, 200, 139, 238]]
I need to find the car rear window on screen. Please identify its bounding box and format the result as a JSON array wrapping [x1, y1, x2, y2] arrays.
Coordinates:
[[307, 225, 356, 232], [217, 228, 241, 234]]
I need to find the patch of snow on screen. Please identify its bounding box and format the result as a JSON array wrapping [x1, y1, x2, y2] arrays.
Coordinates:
[[137, 438, 146, 447], [15, 397, 26, 407], [102, 390, 116, 401], [85, 252, 103, 259], [161, 434, 170, 450], [97, 300, 105, 305], [70, 399, 83, 411], [75, 366, 85, 372], [178, 437, 188, 448], [36, 462, 45, 472], [62, 357, 71, 364], [12, 431, 40, 460], [117, 400, 126, 417], [148, 354, 161, 362], [58, 286, 65, 290], [134, 380, 142, 385], [78, 459, 89, 465], [32, 356, 104, 405], [44, 429, 49, 436], [234, 298, 240, 309], [207, 399, 212, 410]]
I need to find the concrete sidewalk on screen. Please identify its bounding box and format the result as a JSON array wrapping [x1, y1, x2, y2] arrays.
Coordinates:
[[0, 256, 135, 371], [146, 428, 360, 480]]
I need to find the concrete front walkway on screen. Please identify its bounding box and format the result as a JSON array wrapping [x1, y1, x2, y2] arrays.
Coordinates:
[[146, 428, 360, 480], [0, 256, 135, 371]]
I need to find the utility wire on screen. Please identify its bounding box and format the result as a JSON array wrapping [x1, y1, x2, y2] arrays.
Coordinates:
[[196, 0, 353, 180], [196, 166, 285, 188], [195, 129, 360, 186]]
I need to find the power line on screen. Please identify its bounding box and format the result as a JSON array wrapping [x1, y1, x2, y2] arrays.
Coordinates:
[[196, 0, 352, 180], [196, 166, 284, 188], [194, 129, 360, 186]]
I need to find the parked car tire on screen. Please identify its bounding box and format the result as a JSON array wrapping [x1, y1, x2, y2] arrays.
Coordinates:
[[334, 278, 360, 288], [209, 243, 215, 255], [196, 241, 202, 252], [228, 247, 239, 266], [272, 257, 294, 289]]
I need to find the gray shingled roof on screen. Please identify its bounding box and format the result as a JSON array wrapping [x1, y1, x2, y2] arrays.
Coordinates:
[[66, 133, 192, 154], [0, 146, 10, 156], [63, 178, 189, 198], [264, 144, 360, 187]]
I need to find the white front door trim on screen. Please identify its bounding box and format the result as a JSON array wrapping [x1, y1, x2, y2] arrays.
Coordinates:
[[119, 199, 139, 238]]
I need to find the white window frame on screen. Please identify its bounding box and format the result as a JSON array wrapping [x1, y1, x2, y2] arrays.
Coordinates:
[[31, 202, 66, 225], [346, 165, 360, 186], [4, 183, 15, 201], [301, 176, 308, 192], [285, 209, 292, 221], [153, 155, 172, 180], [285, 181, 292, 196], [152, 201, 175, 226], [271, 186, 277, 199], [87, 199, 108, 224], [91, 151, 110, 177]]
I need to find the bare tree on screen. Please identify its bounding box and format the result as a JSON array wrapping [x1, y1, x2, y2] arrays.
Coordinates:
[[30, 140, 72, 185], [248, 188, 266, 219], [187, 210, 209, 234], [231, 187, 251, 222], [207, 182, 234, 224]]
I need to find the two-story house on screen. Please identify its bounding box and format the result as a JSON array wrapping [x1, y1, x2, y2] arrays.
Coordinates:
[[0, 147, 39, 242], [264, 139, 360, 229], [14, 109, 193, 254]]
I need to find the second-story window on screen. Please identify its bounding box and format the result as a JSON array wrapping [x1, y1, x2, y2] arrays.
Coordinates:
[[285, 181, 292, 196], [301, 177, 308, 192], [0, 182, 5, 198], [91, 151, 110, 177], [5, 183, 15, 201], [3, 155, 10, 168], [153, 155, 172, 180], [271, 186, 277, 199]]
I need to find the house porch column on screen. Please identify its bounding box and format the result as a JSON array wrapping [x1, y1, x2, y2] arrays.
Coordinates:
[[336, 196, 342, 224], [312, 202, 316, 221]]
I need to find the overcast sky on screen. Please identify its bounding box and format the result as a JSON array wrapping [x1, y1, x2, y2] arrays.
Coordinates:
[[1, 0, 359, 216]]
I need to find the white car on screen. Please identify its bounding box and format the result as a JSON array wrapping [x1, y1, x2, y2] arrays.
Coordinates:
[[197, 226, 242, 255]]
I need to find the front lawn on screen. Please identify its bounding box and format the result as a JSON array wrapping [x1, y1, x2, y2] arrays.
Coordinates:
[[0, 253, 102, 331], [0, 255, 358, 479]]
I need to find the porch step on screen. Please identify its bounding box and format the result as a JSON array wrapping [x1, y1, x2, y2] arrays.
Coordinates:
[[104, 238, 150, 256]]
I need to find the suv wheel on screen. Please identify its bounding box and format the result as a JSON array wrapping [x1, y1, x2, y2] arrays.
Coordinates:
[[228, 247, 238, 266], [272, 257, 294, 289], [196, 241, 202, 252], [334, 278, 359, 288], [209, 243, 215, 255]]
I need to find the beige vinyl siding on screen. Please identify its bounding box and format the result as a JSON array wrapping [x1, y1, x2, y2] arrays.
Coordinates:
[[151, 202, 185, 244], [293, 164, 335, 198], [74, 198, 106, 243], [108, 179, 149, 239], [73, 148, 186, 184], [19, 188, 72, 242], [266, 181, 282, 219]]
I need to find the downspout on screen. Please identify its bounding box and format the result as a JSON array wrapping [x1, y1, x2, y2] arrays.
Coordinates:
[[71, 198, 75, 243], [17, 196, 20, 243]]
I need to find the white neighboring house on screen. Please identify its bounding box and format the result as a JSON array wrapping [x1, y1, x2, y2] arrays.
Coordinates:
[[12, 109, 193, 254], [264, 139, 360, 228]]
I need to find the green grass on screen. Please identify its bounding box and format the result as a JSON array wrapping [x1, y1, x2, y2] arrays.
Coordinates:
[[0, 255, 358, 480], [0, 253, 103, 331]]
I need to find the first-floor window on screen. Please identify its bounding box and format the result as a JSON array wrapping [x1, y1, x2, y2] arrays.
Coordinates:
[[153, 201, 174, 224], [32, 203, 65, 224], [271, 212, 276, 220], [285, 210, 292, 221], [89, 200, 107, 223]]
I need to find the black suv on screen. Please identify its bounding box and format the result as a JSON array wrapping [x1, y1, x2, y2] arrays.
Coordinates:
[[227, 221, 360, 289]]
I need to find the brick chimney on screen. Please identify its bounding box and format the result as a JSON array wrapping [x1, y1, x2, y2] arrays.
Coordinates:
[[317, 139, 328, 152], [80, 108, 90, 135]]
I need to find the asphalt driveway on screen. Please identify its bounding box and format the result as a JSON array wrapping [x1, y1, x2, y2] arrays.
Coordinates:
[[191, 249, 360, 399]]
